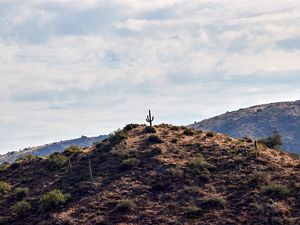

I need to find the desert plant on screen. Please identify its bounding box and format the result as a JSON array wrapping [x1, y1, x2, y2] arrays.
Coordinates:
[[64, 145, 81, 155], [39, 189, 70, 211], [123, 124, 139, 131], [146, 110, 154, 126], [184, 186, 203, 195], [147, 135, 163, 144], [258, 130, 282, 149], [183, 128, 194, 136], [122, 158, 140, 168], [11, 200, 31, 216], [185, 206, 202, 219], [250, 172, 270, 186], [187, 156, 214, 171], [166, 167, 183, 178], [108, 131, 128, 145], [145, 126, 156, 133], [48, 153, 67, 169], [0, 217, 9, 225], [206, 131, 215, 137], [261, 184, 291, 198], [14, 187, 29, 200], [114, 199, 136, 212], [0, 181, 12, 195], [198, 196, 226, 209]]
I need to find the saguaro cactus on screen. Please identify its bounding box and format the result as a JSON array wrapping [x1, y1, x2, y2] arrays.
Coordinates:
[[146, 110, 154, 126], [88, 159, 94, 186]]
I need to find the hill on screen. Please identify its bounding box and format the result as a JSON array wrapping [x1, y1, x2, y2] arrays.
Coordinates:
[[0, 124, 299, 224], [0, 135, 107, 164], [190, 100, 300, 153]]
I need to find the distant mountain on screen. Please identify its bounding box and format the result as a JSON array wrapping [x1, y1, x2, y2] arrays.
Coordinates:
[[0, 134, 107, 164], [190, 100, 300, 153]]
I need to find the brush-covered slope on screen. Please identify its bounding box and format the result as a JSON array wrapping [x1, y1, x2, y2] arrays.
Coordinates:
[[190, 100, 300, 153], [0, 124, 299, 225], [0, 134, 107, 164]]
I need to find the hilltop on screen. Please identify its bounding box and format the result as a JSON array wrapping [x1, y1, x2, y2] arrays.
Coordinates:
[[190, 100, 300, 153], [0, 135, 107, 164], [0, 124, 299, 224]]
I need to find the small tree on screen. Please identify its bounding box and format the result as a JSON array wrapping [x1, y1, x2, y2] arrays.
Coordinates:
[[258, 130, 282, 149]]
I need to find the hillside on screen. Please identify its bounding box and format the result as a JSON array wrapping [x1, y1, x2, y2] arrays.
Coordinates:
[[0, 135, 107, 164], [0, 124, 299, 224], [190, 100, 300, 153]]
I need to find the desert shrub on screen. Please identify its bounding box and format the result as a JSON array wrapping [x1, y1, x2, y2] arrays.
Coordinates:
[[198, 196, 226, 209], [166, 167, 183, 178], [11, 201, 31, 216], [14, 187, 29, 200], [185, 206, 202, 219], [170, 126, 180, 131], [123, 124, 139, 131], [48, 153, 67, 169], [64, 145, 81, 155], [250, 172, 270, 186], [147, 135, 163, 144], [108, 131, 128, 145], [149, 147, 162, 156], [16, 154, 37, 163], [0, 217, 9, 225], [122, 158, 140, 168], [258, 130, 282, 149], [0, 181, 12, 195], [170, 138, 178, 143], [261, 184, 291, 199], [144, 126, 156, 133], [206, 131, 215, 137], [183, 128, 194, 136], [114, 199, 136, 212], [184, 186, 203, 195], [187, 156, 214, 171], [39, 189, 70, 211]]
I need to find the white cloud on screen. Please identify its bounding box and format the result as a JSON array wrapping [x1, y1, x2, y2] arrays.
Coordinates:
[[0, 0, 300, 153]]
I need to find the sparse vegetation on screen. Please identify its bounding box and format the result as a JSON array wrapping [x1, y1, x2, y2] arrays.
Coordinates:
[[115, 199, 136, 212], [147, 135, 163, 144], [198, 196, 226, 209], [122, 158, 140, 168], [261, 184, 291, 198], [250, 172, 270, 186], [185, 206, 202, 219], [166, 167, 183, 178], [0, 181, 12, 195], [183, 128, 194, 136], [0, 217, 9, 225], [48, 153, 67, 169], [64, 145, 81, 155], [39, 189, 70, 211], [123, 123, 139, 131], [258, 130, 282, 149], [11, 200, 31, 216], [14, 187, 29, 200]]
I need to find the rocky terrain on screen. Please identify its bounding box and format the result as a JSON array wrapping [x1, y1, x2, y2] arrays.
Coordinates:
[[0, 135, 107, 164], [191, 100, 300, 153], [0, 124, 299, 224]]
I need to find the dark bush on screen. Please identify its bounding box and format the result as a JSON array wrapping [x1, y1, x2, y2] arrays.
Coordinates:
[[183, 128, 194, 136], [261, 184, 291, 199], [122, 158, 140, 168], [11, 201, 31, 216], [147, 135, 163, 144], [114, 199, 136, 212], [145, 126, 156, 133], [108, 131, 128, 145], [0, 217, 9, 225], [0, 181, 12, 195], [123, 124, 139, 131], [14, 187, 29, 200], [206, 131, 215, 137], [198, 196, 226, 209], [48, 153, 67, 169], [258, 130, 282, 149], [185, 206, 202, 219], [39, 189, 70, 211]]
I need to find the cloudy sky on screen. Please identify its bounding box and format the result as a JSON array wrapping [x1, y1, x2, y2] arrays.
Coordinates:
[[0, 0, 300, 154]]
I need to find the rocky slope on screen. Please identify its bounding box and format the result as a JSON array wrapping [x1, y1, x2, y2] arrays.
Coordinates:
[[0, 135, 107, 164], [190, 100, 300, 153], [0, 124, 299, 224]]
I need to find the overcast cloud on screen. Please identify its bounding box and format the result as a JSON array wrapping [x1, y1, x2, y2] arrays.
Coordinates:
[[0, 0, 300, 153]]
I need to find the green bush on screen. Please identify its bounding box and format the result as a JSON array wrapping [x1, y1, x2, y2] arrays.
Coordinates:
[[64, 145, 81, 155], [114, 199, 136, 212], [11, 201, 31, 216], [0, 181, 12, 195], [39, 189, 70, 211], [198, 196, 226, 209], [187, 156, 214, 171], [48, 153, 67, 169], [184, 186, 203, 195], [14, 187, 29, 200], [123, 124, 139, 131], [0, 217, 9, 225], [183, 128, 194, 136], [261, 184, 291, 198], [108, 131, 128, 145], [258, 130, 282, 149], [144, 126, 156, 133], [147, 135, 163, 144], [122, 158, 140, 168]]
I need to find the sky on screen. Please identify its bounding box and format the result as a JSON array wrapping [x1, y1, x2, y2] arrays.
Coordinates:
[[0, 0, 300, 154]]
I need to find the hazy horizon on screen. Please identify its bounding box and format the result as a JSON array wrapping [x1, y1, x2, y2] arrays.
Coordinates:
[[1, 0, 300, 154]]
